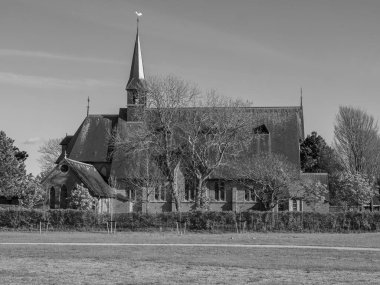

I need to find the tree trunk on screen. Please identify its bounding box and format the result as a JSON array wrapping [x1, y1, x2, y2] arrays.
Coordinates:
[[195, 177, 202, 209], [171, 180, 181, 212]]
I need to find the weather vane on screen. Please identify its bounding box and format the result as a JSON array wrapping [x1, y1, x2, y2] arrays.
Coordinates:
[[135, 11, 142, 30]]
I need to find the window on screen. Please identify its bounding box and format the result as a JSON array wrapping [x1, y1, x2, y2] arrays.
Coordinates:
[[127, 188, 136, 201], [154, 185, 166, 201], [244, 189, 256, 202], [60, 165, 69, 173], [214, 180, 225, 201], [292, 199, 303, 212], [293, 199, 297, 211], [253, 124, 270, 154], [184, 178, 195, 201], [50, 187, 55, 209], [60, 185, 68, 209]]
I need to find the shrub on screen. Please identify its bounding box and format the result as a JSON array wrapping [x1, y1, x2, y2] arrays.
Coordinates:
[[1, 209, 380, 232]]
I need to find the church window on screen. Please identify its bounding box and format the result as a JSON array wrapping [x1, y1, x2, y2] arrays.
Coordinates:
[[253, 125, 270, 154], [128, 189, 136, 201], [184, 178, 195, 201], [154, 185, 166, 202], [50, 187, 56, 209], [60, 185, 68, 209], [244, 188, 256, 202], [60, 165, 69, 173], [214, 180, 225, 201]]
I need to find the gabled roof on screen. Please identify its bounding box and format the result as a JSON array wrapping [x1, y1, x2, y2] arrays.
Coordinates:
[[110, 118, 162, 179], [65, 158, 114, 198], [60, 115, 118, 163], [42, 158, 114, 198], [55, 105, 304, 181], [109, 106, 304, 179]]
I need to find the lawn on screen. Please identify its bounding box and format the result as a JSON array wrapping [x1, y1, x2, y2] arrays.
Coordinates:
[[1, 232, 380, 284]]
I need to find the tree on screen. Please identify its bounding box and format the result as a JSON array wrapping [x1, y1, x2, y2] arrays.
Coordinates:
[[112, 75, 199, 211], [13, 147, 28, 162], [0, 131, 27, 198], [329, 171, 375, 210], [300, 131, 342, 174], [334, 106, 379, 178], [38, 137, 62, 176], [231, 153, 300, 210], [177, 92, 254, 208], [300, 179, 328, 211], [67, 184, 97, 210], [18, 174, 46, 208]]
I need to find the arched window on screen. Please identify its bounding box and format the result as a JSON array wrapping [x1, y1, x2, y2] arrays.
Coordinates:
[[50, 187, 56, 209], [214, 180, 225, 201], [253, 124, 271, 154], [60, 185, 68, 209]]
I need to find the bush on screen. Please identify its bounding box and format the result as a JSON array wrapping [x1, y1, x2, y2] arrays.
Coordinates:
[[1, 209, 380, 232]]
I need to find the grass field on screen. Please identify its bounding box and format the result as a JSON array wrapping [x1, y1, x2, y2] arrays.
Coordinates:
[[1, 232, 380, 284]]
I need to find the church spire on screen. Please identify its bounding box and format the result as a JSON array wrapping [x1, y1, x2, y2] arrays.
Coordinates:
[[126, 12, 145, 92]]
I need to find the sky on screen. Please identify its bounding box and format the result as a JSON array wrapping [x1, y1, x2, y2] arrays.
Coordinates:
[[1, 0, 380, 175]]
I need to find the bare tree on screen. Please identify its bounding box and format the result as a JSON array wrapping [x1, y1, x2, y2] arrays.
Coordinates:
[[112, 75, 199, 211], [230, 153, 300, 211], [38, 138, 62, 175], [176, 92, 254, 208], [334, 106, 379, 178]]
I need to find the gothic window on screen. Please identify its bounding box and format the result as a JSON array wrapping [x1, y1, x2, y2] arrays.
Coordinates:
[[154, 185, 166, 202], [60, 185, 68, 209], [253, 124, 270, 154], [184, 178, 195, 201], [154, 186, 160, 201], [50, 187, 56, 209], [214, 180, 225, 201]]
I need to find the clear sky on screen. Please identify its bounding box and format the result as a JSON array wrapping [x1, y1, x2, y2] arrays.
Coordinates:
[[1, 0, 380, 175]]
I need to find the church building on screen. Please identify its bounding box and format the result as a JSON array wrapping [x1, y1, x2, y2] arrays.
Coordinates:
[[42, 21, 327, 214]]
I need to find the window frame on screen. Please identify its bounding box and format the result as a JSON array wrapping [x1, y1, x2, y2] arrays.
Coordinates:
[[214, 180, 226, 202], [184, 178, 196, 202], [153, 185, 166, 202], [244, 188, 257, 202]]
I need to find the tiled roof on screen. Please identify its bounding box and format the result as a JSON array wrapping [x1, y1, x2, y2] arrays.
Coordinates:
[[65, 158, 114, 198], [64, 115, 118, 163]]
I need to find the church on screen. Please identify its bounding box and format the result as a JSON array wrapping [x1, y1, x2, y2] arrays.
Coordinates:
[[42, 21, 327, 214]]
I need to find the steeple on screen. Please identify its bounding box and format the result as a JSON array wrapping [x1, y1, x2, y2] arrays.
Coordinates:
[[126, 14, 145, 98]]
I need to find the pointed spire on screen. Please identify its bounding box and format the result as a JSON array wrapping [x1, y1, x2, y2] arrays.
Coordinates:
[[300, 87, 303, 108], [126, 13, 145, 91]]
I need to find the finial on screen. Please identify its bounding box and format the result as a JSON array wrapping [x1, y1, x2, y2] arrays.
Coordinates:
[[135, 11, 142, 32], [300, 87, 303, 108], [86, 96, 90, 117]]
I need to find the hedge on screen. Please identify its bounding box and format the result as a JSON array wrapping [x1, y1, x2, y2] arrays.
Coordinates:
[[1, 209, 380, 232]]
